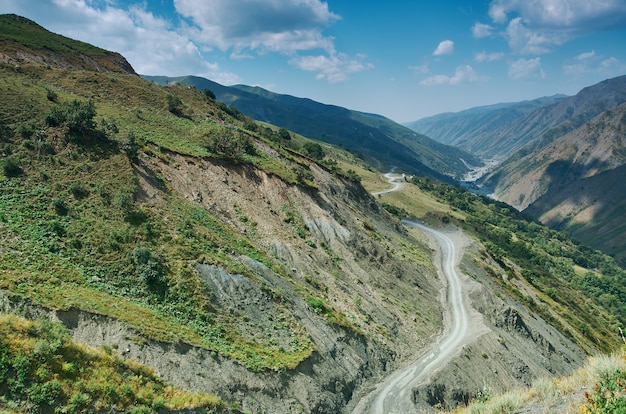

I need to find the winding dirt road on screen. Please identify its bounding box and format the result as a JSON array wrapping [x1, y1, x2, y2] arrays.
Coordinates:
[[353, 173, 476, 413], [371, 171, 404, 196]]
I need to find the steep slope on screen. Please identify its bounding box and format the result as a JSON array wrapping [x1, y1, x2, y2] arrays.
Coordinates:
[[359, 174, 626, 412], [142, 75, 481, 179], [405, 95, 566, 158], [0, 14, 135, 74], [523, 105, 626, 268], [481, 75, 626, 197], [0, 313, 226, 413], [485, 101, 626, 210], [0, 15, 450, 413], [527, 164, 626, 266]]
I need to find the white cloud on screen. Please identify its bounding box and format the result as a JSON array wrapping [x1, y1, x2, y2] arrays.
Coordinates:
[[508, 57, 546, 80], [289, 53, 373, 83], [420, 75, 449, 86], [472, 22, 494, 38], [410, 64, 430, 75], [420, 65, 488, 86], [487, 0, 626, 54], [0, 0, 370, 84], [433, 40, 454, 56], [489, 0, 626, 30], [475, 51, 505, 62], [576, 50, 596, 60], [173, 0, 340, 54], [504, 17, 566, 54], [563, 52, 626, 77]]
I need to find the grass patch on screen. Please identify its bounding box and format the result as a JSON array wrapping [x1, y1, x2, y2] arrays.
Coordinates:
[[0, 313, 227, 413], [453, 349, 626, 414]]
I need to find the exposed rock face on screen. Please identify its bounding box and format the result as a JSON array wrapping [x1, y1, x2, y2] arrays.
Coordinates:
[[1, 149, 444, 412], [0, 290, 390, 413]]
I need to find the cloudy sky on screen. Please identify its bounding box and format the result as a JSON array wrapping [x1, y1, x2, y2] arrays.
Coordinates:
[[2, 0, 626, 122]]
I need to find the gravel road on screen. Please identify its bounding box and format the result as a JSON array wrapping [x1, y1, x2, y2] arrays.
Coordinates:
[[353, 173, 480, 413]]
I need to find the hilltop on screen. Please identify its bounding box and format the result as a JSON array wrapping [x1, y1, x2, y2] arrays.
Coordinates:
[[0, 14, 135, 74]]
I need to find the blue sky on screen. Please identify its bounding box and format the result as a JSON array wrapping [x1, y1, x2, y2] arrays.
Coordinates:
[[2, 1, 626, 122]]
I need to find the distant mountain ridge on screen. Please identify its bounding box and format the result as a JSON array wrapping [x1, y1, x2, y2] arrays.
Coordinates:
[[143, 75, 482, 180], [481, 75, 626, 209], [407, 74, 626, 268], [405, 95, 567, 159], [513, 102, 626, 266]]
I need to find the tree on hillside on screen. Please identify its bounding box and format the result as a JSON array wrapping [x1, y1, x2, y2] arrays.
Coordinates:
[[166, 94, 184, 116], [303, 142, 324, 160], [203, 88, 216, 100], [205, 129, 253, 159], [278, 128, 291, 141]]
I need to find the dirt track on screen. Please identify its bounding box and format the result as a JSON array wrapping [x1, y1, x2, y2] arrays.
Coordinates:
[[353, 174, 487, 413]]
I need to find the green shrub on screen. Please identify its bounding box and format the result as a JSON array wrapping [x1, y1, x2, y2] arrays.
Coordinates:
[[122, 131, 140, 161], [46, 88, 58, 102], [381, 202, 408, 218], [583, 366, 626, 413], [16, 124, 33, 138], [44, 99, 96, 135], [133, 246, 166, 287], [2, 156, 22, 177], [205, 129, 253, 158], [203, 88, 216, 100], [306, 296, 327, 314], [278, 128, 291, 141], [166, 94, 183, 115], [52, 198, 69, 216], [303, 142, 324, 160], [69, 182, 89, 199], [99, 117, 119, 137]]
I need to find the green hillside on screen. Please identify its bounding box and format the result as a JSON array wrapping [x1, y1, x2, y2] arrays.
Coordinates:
[[0, 14, 372, 372], [0, 15, 447, 412], [367, 174, 626, 353], [1, 64, 306, 367], [142, 75, 481, 180], [0, 14, 135, 73]]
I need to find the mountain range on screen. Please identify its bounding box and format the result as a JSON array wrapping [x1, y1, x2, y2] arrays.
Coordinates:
[[404, 95, 568, 159], [407, 75, 626, 268], [142, 75, 482, 180], [1, 13, 625, 414]]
